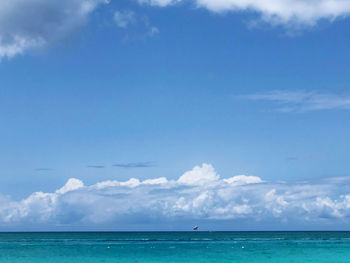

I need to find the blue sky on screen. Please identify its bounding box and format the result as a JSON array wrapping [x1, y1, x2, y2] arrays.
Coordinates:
[[1, 0, 350, 230]]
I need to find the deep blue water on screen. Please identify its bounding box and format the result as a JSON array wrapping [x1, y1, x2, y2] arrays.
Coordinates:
[[1, 232, 350, 262]]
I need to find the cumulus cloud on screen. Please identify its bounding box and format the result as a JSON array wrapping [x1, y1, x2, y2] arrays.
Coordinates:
[[56, 178, 85, 195], [1, 163, 350, 229], [244, 90, 350, 112], [196, 0, 350, 24], [139, 0, 350, 27], [0, 0, 108, 60]]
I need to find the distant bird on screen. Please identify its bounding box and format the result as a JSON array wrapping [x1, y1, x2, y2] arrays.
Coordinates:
[[193, 226, 198, 231]]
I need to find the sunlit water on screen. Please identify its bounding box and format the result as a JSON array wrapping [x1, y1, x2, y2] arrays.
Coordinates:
[[1, 232, 350, 262]]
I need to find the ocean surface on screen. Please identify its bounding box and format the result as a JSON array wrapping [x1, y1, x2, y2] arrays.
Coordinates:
[[1, 232, 350, 262]]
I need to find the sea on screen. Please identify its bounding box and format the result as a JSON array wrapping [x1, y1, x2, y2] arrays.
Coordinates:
[[1, 232, 350, 262]]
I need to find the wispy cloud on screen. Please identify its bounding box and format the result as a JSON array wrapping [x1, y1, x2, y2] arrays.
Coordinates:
[[244, 90, 350, 112], [114, 10, 137, 29], [2, 163, 350, 230], [113, 10, 159, 40], [113, 162, 156, 168], [138, 0, 181, 7], [87, 165, 105, 169]]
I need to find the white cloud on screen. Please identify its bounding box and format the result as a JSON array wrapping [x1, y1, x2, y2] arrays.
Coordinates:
[[178, 163, 219, 185], [139, 0, 350, 27], [148, 26, 160, 36], [56, 178, 84, 194], [244, 90, 350, 112], [1, 163, 350, 229], [113, 10, 160, 39], [114, 10, 137, 28], [224, 175, 263, 185], [0, 0, 108, 60], [138, 0, 181, 7]]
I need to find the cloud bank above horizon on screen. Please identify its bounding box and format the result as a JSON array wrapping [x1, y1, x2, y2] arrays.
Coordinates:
[[1, 163, 350, 230]]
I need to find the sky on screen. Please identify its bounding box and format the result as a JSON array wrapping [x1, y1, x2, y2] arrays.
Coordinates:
[[1, 0, 350, 231]]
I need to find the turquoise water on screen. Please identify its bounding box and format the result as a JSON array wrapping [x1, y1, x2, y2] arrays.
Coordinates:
[[1, 232, 350, 262]]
